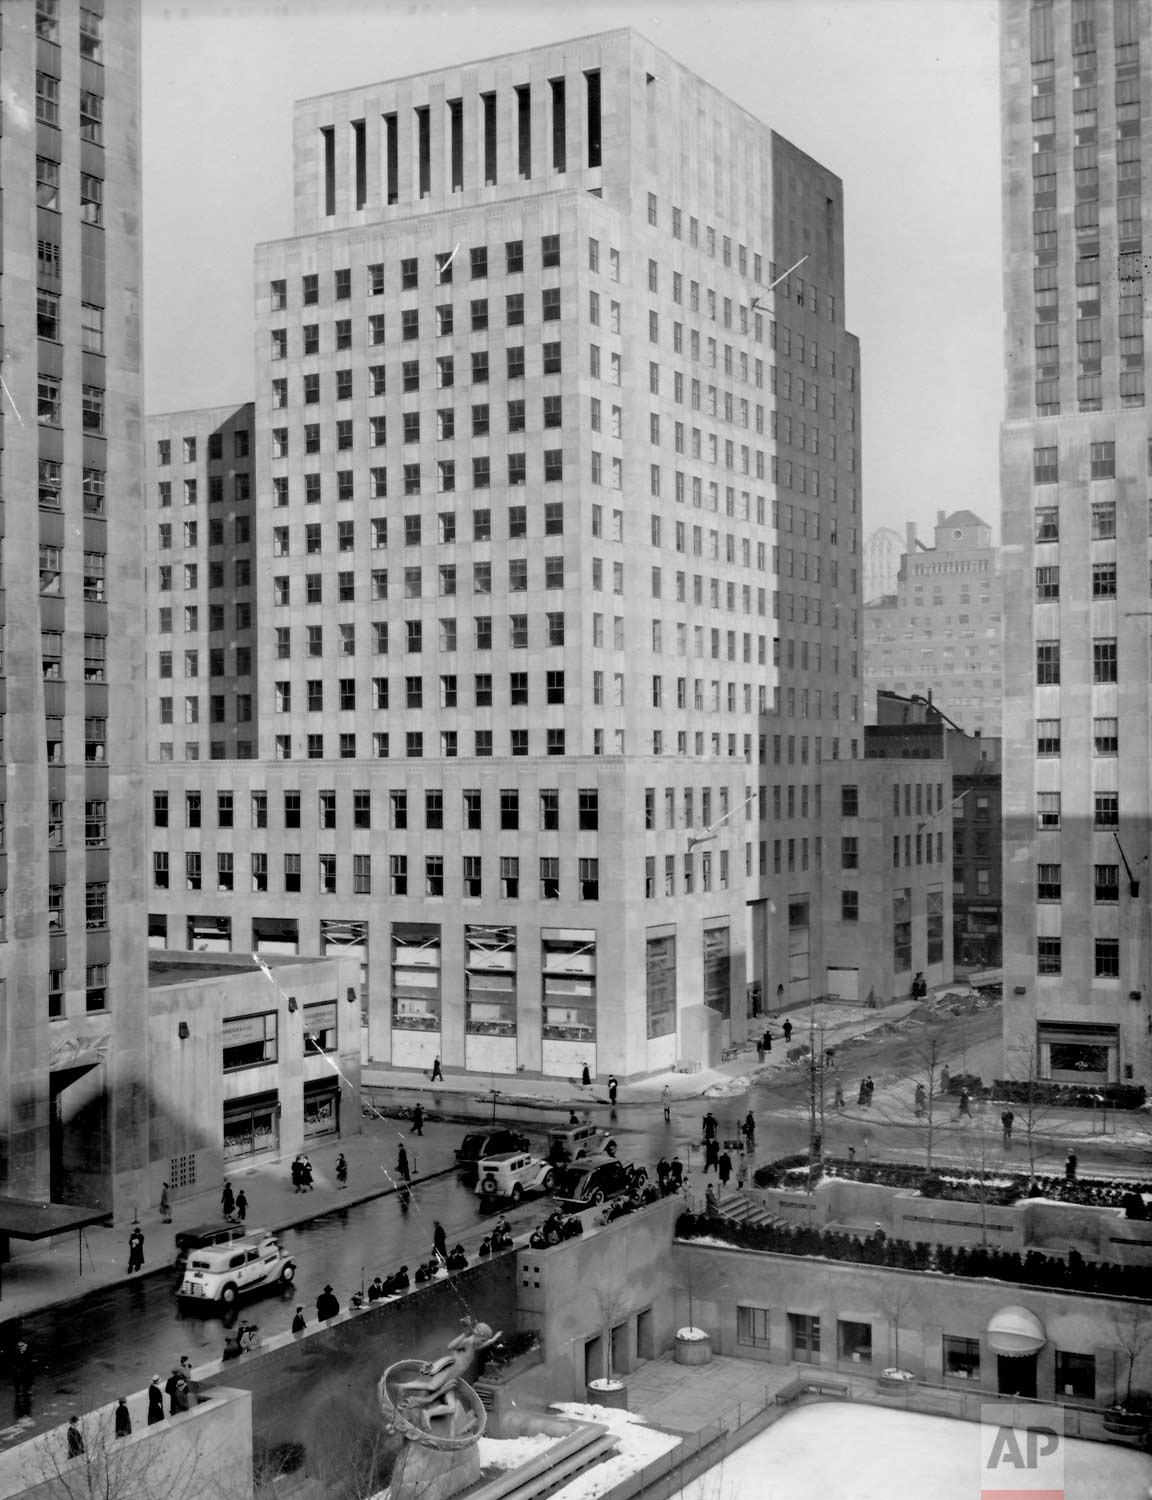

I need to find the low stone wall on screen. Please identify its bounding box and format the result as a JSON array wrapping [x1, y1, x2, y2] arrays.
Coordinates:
[[0, 1387, 252, 1500]]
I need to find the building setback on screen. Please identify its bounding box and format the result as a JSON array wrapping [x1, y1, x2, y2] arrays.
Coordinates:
[[862, 510, 1003, 739], [1001, 0, 1151, 1089], [0, 1, 149, 1213], [144, 30, 895, 1078]]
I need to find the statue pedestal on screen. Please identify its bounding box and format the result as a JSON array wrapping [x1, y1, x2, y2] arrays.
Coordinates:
[[389, 1439, 482, 1500]]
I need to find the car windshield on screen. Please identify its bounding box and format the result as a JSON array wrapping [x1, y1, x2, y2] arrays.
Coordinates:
[[460, 1135, 485, 1155]]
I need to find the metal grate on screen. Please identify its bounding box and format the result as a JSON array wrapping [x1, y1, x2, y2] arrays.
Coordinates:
[[169, 1153, 196, 1190]]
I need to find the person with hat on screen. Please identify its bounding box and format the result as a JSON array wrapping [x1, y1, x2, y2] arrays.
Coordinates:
[[316, 1284, 340, 1320], [291, 1306, 307, 1333], [114, 1398, 132, 1439], [147, 1377, 165, 1425]]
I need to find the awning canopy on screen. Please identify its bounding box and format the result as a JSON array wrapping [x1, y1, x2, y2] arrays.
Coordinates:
[[0, 1197, 113, 1241], [987, 1305, 1046, 1357]]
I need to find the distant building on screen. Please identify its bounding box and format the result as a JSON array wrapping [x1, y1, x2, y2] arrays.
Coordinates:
[[862, 525, 903, 603], [868, 691, 1001, 976], [862, 510, 1002, 737]]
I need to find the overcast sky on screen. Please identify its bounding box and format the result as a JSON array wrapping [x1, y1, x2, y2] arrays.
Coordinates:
[[141, 0, 1002, 542]]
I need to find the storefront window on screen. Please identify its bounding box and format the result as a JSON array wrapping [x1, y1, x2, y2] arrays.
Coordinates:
[[943, 1335, 980, 1380], [223, 1093, 279, 1159], [223, 1012, 277, 1071]]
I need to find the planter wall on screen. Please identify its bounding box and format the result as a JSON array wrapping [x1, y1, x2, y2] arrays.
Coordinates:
[[586, 1381, 628, 1409], [673, 1333, 713, 1366]]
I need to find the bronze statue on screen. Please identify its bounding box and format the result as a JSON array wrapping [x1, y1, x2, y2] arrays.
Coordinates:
[[394, 1321, 503, 1436]]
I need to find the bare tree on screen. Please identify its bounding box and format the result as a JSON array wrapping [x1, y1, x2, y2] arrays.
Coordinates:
[[911, 1038, 942, 1171], [875, 1279, 918, 1372], [670, 1251, 730, 1338], [1010, 1053, 1058, 1180], [1109, 1305, 1152, 1408], [592, 1287, 631, 1382], [28, 1406, 252, 1500]]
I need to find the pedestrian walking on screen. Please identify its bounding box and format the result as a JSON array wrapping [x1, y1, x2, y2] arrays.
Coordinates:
[[159, 1183, 171, 1224], [302, 1157, 314, 1191], [865, 1076, 875, 1107], [656, 1156, 670, 1194], [127, 1226, 145, 1273], [608, 1074, 618, 1106], [763, 1028, 772, 1053], [432, 1220, 448, 1263], [221, 1181, 235, 1220], [412, 1102, 424, 1136], [335, 1153, 348, 1188], [291, 1305, 307, 1332], [782, 1018, 793, 1045], [705, 1182, 719, 1218], [291, 1156, 303, 1193], [114, 1398, 132, 1439], [718, 1151, 733, 1186], [702, 1111, 718, 1142], [67, 1416, 84, 1458], [1001, 1109, 1014, 1147], [316, 1285, 340, 1320], [1065, 1149, 1077, 1182], [581, 1062, 591, 1087], [147, 1377, 165, 1425], [958, 1089, 971, 1119], [705, 1137, 720, 1174], [396, 1143, 411, 1184], [670, 1155, 684, 1190], [834, 1081, 846, 1109], [661, 1085, 671, 1123], [430, 1055, 444, 1083], [741, 1111, 756, 1148], [858, 1078, 868, 1107], [235, 1188, 247, 1221]]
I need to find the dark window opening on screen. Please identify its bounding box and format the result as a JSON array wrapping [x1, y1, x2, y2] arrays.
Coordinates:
[[586, 70, 602, 168], [516, 85, 532, 178], [482, 92, 497, 185], [384, 112, 398, 204], [449, 98, 464, 191], [352, 118, 366, 210], [321, 126, 336, 216], [550, 77, 566, 172], [416, 105, 431, 198]]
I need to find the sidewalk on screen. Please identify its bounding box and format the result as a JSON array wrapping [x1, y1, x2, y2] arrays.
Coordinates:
[[0, 1117, 461, 1328]]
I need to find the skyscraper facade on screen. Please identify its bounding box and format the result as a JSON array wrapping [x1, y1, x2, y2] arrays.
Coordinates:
[[1001, 0, 1150, 1088], [146, 30, 880, 1077], [1, 0, 148, 1208]]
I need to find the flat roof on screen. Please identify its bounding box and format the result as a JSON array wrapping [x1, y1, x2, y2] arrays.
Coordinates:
[[0, 1198, 113, 1240]]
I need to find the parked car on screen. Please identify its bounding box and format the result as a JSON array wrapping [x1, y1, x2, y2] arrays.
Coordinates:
[[456, 1128, 531, 1177], [176, 1232, 295, 1308], [546, 1121, 617, 1165], [173, 1221, 261, 1272], [475, 1152, 555, 1203], [551, 1157, 645, 1209]]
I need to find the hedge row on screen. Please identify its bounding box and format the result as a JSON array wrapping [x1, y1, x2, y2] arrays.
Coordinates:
[[676, 1212, 1148, 1296]]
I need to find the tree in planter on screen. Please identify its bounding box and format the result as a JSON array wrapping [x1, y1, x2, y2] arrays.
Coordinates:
[[672, 1249, 730, 1338], [1008, 1052, 1059, 1180], [875, 1279, 919, 1374], [592, 1286, 631, 1384], [1109, 1305, 1152, 1409]]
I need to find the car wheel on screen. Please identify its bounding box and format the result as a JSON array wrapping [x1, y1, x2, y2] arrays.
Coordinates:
[[220, 1283, 238, 1306], [542, 1169, 555, 1191], [481, 1176, 498, 1196], [605, 1140, 618, 1157], [591, 1189, 605, 1205], [633, 1167, 647, 1185], [511, 1183, 524, 1204], [280, 1263, 295, 1286]]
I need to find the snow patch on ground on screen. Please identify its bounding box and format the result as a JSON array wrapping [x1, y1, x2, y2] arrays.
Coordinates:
[[673, 1403, 1152, 1500], [545, 1401, 681, 1498], [476, 1431, 560, 1470]]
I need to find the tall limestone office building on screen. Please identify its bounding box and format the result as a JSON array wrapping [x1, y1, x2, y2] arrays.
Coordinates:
[[145, 31, 943, 1078]]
